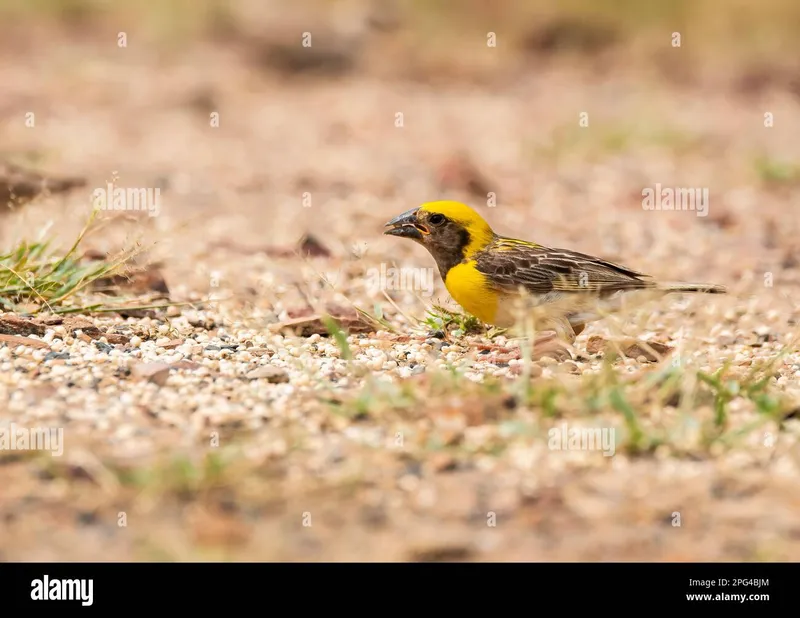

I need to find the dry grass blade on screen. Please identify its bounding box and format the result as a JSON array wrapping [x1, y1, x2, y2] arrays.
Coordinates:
[[0, 211, 144, 313]]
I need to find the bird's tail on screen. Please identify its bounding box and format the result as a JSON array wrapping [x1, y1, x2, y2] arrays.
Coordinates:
[[657, 281, 727, 294]]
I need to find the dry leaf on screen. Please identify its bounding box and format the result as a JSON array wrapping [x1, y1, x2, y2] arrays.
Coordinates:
[[270, 305, 374, 337], [245, 366, 289, 382], [0, 334, 49, 349], [131, 362, 171, 386], [0, 314, 46, 337]]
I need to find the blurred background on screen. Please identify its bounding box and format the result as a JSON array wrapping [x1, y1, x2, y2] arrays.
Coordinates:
[[3, 0, 800, 237], [3, 0, 799, 336], [2, 0, 799, 279], [1, 0, 799, 561]]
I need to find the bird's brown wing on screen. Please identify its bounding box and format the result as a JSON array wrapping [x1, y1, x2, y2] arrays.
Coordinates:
[[474, 238, 656, 296]]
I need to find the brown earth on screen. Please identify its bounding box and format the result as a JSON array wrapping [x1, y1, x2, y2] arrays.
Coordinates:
[[0, 1, 799, 561]]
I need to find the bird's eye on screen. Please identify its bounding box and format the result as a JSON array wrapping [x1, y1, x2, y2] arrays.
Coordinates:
[[429, 214, 445, 226]]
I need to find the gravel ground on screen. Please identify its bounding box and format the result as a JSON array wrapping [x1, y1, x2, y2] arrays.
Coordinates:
[[1, 7, 800, 561]]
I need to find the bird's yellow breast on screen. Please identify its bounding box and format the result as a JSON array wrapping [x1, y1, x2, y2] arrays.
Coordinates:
[[443, 261, 499, 325]]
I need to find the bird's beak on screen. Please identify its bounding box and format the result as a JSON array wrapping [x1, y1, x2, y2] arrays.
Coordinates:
[[383, 208, 428, 240]]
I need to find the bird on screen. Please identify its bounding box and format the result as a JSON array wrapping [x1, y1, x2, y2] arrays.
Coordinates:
[[383, 200, 725, 351]]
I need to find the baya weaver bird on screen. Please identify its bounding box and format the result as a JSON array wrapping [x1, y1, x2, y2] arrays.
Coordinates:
[[384, 201, 725, 349]]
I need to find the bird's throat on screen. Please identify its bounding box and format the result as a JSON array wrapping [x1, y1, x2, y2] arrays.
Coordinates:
[[429, 227, 472, 280]]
